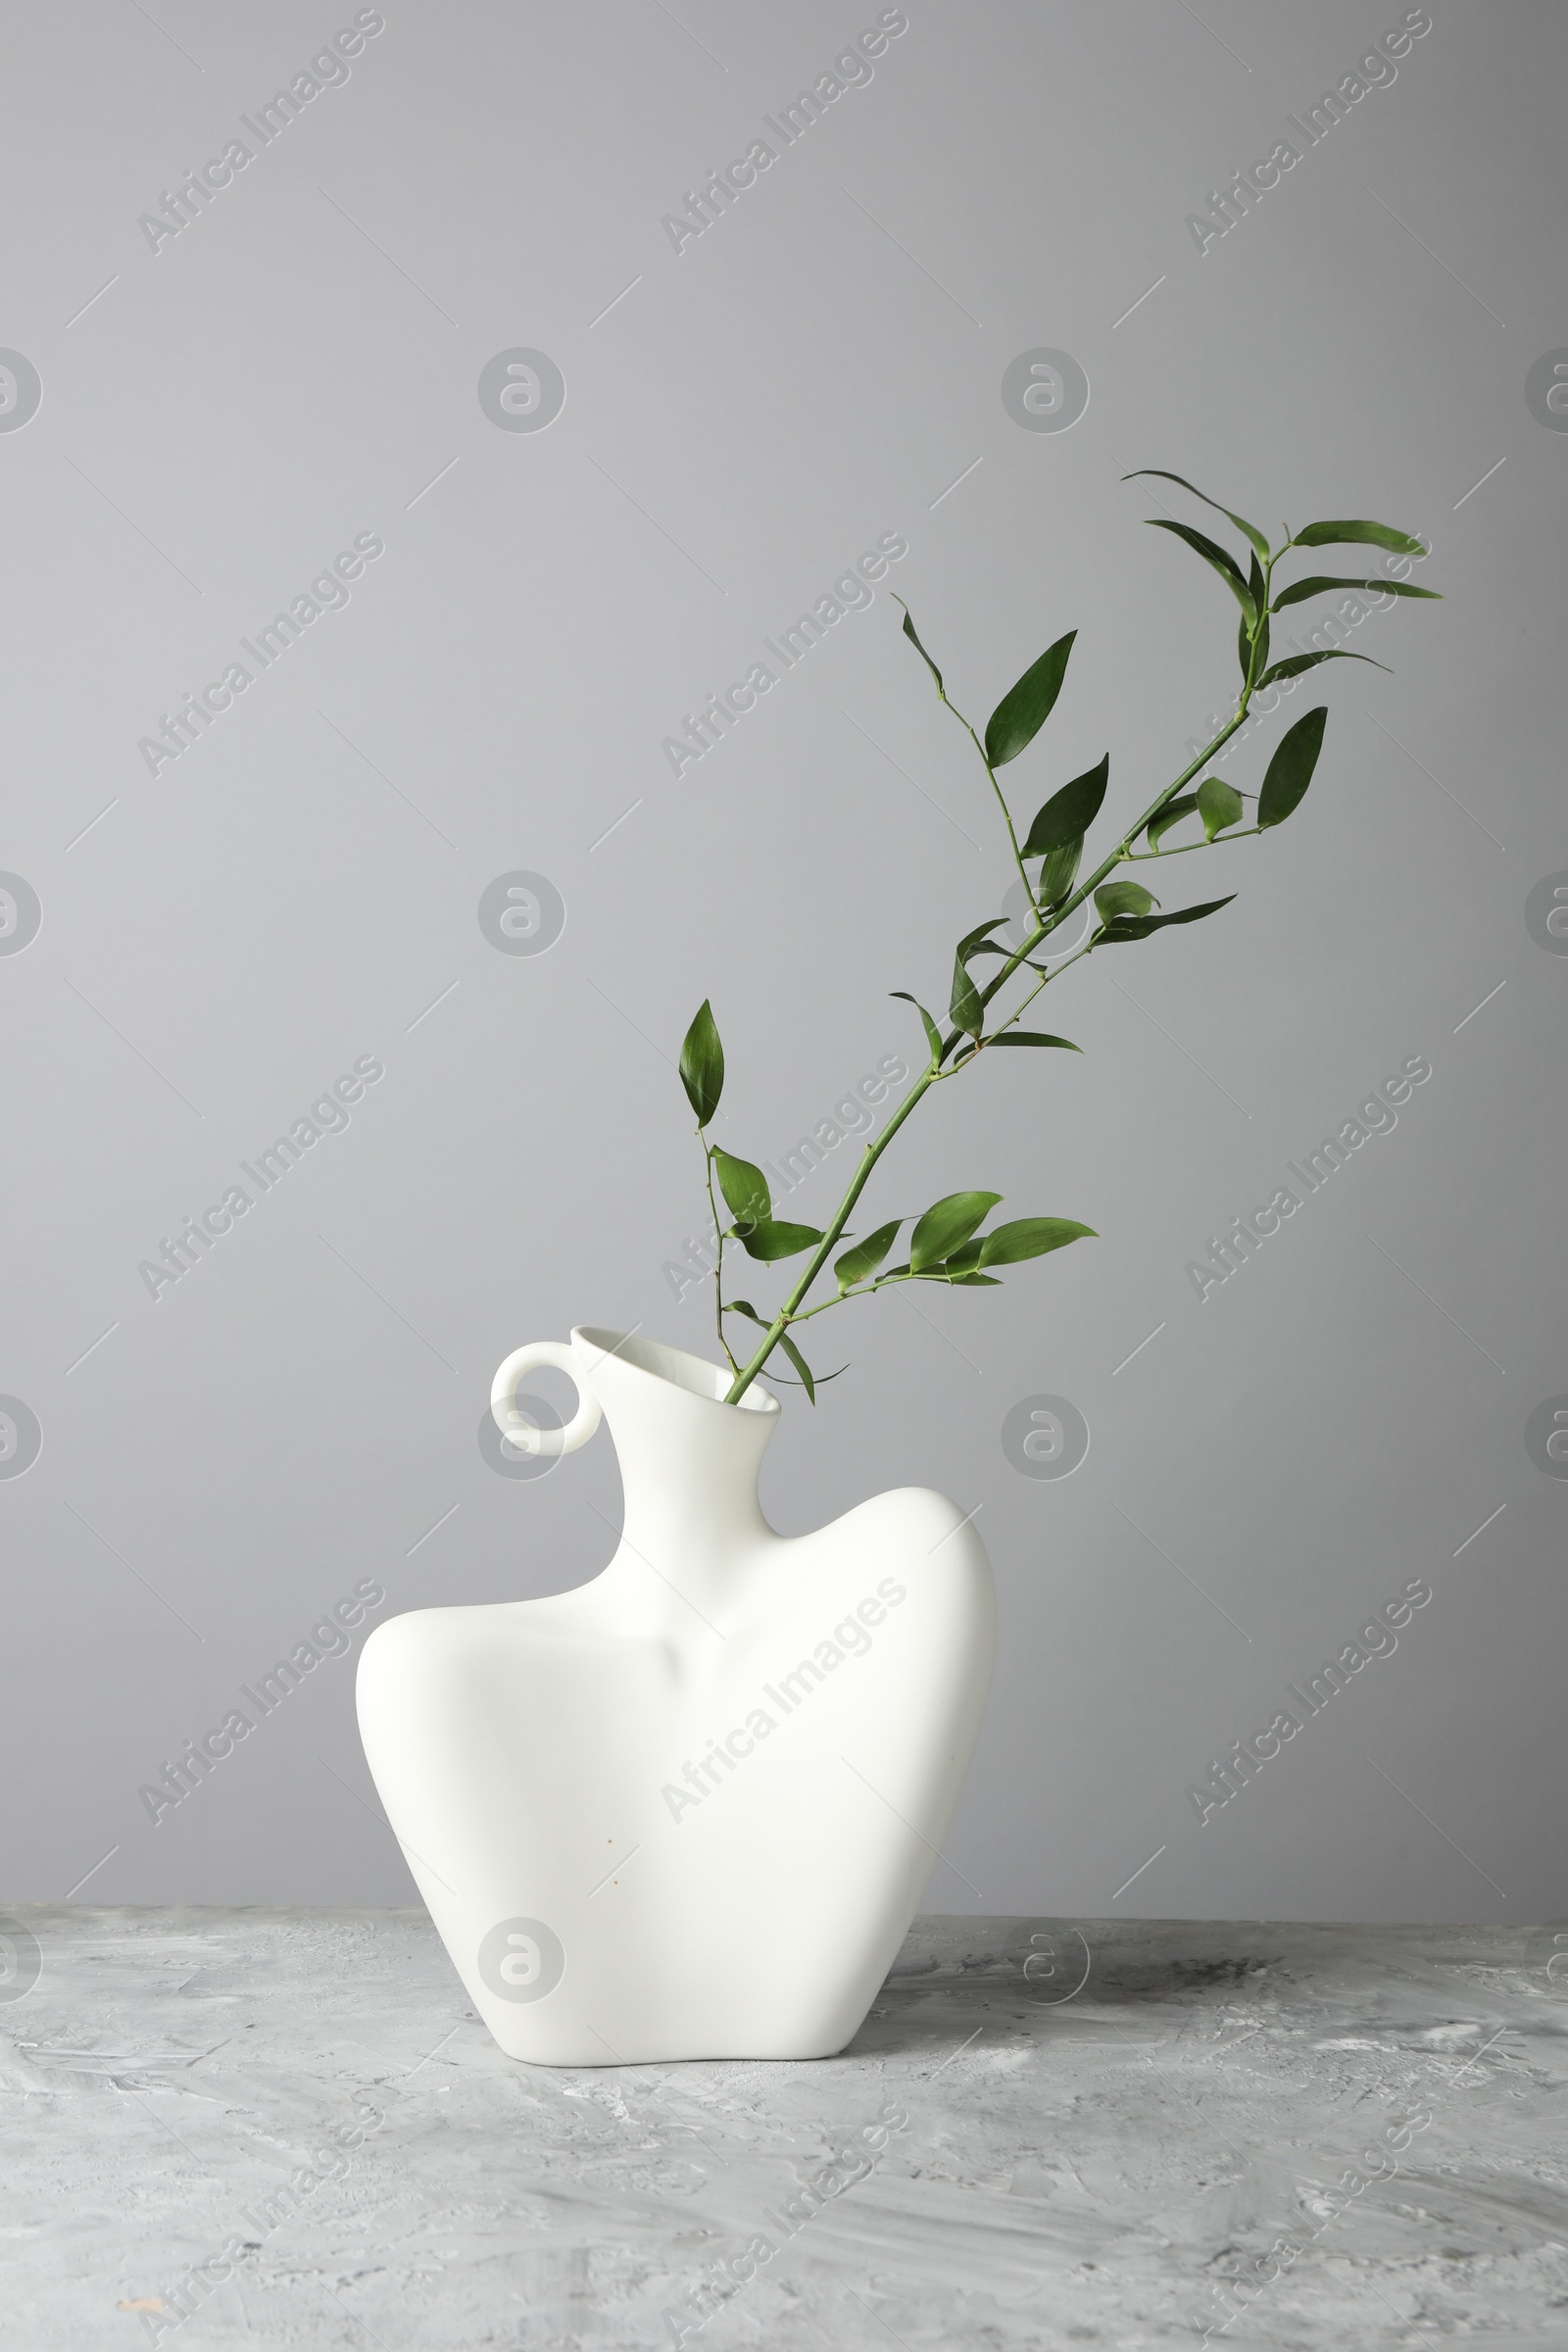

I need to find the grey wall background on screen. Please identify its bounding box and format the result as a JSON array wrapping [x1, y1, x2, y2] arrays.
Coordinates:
[[1, 0, 1562, 1923]]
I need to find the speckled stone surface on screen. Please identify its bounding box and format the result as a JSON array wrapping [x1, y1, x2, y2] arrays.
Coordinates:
[[4, 1912, 1566, 2349]]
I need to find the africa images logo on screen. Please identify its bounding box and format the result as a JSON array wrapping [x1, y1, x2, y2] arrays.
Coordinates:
[[477, 1918, 565, 2003]]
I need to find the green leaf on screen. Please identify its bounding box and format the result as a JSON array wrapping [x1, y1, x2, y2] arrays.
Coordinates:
[[1197, 775, 1245, 841], [777, 1330, 816, 1404], [890, 991, 944, 1065], [1097, 895, 1236, 943], [983, 631, 1076, 767], [910, 1190, 1003, 1274], [711, 1149, 770, 1234], [1021, 754, 1109, 858], [768, 1344, 850, 1395], [1095, 878, 1156, 922], [895, 599, 944, 695], [1239, 553, 1267, 681], [1121, 469, 1270, 561], [986, 1031, 1081, 1051], [944, 1271, 1004, 1286], [1144, 519, 1256, 624], [950, 951, 983, 1040], [1257, 705, 1328, 831], [679, 1000, 724, 1127], [958, 907, 1020, 964], [1148, 793, 1200, 852], [977, 1216, 1097, 1266], [724, 1298, 765, 1323], [1252, 611, 1270, 683], [926, 1238, 1004, 1284], [1271, 574, 1442, 612], [1249, 561, 1270, 682], [1036, 837, 1082, 905], [834, 1219, 905, 1290], [1290, 519, 1427, 557], [1256, 649, 1390, 687], [737, 1218, 825, 1261]]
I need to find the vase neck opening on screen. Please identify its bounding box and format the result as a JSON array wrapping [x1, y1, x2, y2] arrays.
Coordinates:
[[571, 1329, 778, 1600]]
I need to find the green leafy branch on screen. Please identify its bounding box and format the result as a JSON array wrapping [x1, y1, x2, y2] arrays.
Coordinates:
[[673, 472, 1438, 1405]]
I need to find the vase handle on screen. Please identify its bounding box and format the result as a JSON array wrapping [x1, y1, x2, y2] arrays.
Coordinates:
[[490, 1341, 603, 1459]]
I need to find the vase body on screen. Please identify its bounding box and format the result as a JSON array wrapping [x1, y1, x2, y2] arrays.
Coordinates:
[[357, 1327, 995, 2064]]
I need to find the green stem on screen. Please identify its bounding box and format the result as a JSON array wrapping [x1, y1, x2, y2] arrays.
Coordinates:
[[1127, 826, 1262, 861], [777, 945, 1099, 1339], [949, 704, 1033, 904], [790, 1265, 959, 1322], [894, 594, 1034, 905], [973, 941, 1094, 1043], [702, 1141, 738, 1374], [723, 1075, 937, 1401]]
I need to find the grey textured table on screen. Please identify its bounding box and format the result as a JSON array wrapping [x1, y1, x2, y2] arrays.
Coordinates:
[[4, 1912, 1565, 2349]]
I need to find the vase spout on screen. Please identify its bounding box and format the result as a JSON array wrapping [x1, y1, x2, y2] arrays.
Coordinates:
[[571, 1327, 779, 1618]]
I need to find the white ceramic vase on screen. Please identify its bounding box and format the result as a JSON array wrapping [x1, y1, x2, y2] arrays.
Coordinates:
[[357, 1327, 995, 2065]]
